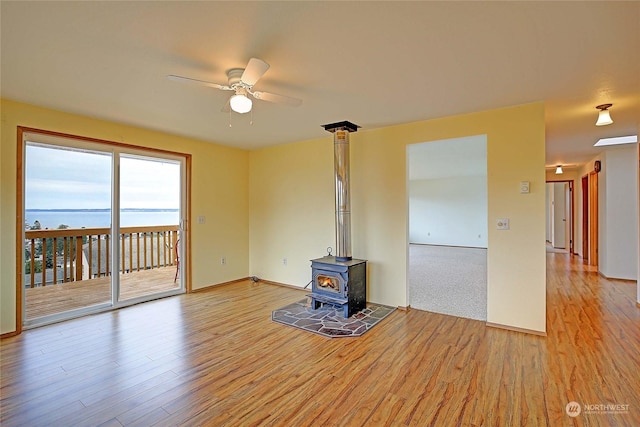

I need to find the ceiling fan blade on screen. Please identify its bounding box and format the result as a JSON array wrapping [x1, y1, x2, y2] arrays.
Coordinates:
[[240, 58, 270, 86], [252, 90, 302, 107], [167, 75, 232, 91]]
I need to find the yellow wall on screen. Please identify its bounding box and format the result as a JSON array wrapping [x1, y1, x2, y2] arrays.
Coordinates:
[[249, 138, 335, 285], [2, 99, 547, 334], [250, 102, 547, 332], [0, 99, 250, 334]]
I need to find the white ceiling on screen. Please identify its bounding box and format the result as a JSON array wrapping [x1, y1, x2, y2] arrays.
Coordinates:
[[1, 2, 639, 167]]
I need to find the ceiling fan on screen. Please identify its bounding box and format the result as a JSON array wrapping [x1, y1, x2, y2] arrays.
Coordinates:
[[168, 58, 302, 114]]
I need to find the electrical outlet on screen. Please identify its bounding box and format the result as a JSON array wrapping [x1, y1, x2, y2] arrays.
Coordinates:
[[283, 258, 287, 266], [496, 219, 510, 230], [221, 257, 226, 265], [197, 215, 206, 224]]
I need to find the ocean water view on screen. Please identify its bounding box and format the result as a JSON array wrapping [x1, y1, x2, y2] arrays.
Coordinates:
[[25, 209, 180, 229]]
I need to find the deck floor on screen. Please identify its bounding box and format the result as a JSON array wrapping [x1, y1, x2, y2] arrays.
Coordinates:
[[25, 267, 179, 319]]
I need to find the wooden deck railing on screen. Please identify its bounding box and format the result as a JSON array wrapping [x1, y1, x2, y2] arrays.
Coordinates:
[[24, 225, 179, 288]]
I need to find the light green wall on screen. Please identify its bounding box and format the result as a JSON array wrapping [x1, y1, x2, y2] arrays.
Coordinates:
[[1, 99, 250, 334], [250, 102, 547, 333]]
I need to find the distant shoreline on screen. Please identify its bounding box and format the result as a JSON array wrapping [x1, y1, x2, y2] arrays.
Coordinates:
[[26, 208, 179, 212], [25, 209, 180, 229]]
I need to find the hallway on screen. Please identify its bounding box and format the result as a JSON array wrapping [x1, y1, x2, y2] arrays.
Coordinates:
[[544, 250, 638, 424]]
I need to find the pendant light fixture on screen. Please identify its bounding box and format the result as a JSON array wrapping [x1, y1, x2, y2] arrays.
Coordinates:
[[595, 103, 613, 126], [555, 165, 563, 174]]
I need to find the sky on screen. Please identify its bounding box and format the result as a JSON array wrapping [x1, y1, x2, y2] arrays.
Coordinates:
[[25, 144, 181, 210]]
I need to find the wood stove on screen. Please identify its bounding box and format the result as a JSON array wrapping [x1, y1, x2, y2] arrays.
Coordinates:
[[310, 256, 367, 318], [308, 121, 367, 318]]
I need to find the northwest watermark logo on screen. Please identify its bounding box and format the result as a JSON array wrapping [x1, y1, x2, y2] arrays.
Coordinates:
[[566, 401, 630, 417], [566, 402, 581, 417]]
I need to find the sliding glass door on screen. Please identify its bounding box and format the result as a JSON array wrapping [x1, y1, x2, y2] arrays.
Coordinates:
[[24, 143, 114, 321], [117, 154, 182, 303], [22, 131, 187, 328]]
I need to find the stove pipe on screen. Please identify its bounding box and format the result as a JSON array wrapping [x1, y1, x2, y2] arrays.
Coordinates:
[[322, 121, 361, 262]]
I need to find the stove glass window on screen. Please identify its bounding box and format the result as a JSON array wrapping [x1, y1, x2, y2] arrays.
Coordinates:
[[317, 274, 340, 293]]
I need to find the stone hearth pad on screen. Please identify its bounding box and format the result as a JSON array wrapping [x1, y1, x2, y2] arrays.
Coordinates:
[[272, 298, 395, 338]]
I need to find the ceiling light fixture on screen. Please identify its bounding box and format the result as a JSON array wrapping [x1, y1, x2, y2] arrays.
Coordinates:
[[595, 103, 613, 126], [555, 165, 563, 174], [230, 87, 252, 114], [594, 135, 638, 147]]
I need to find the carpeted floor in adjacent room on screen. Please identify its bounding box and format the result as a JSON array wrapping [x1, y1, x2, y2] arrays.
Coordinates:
[[409, 244, 487, 321]]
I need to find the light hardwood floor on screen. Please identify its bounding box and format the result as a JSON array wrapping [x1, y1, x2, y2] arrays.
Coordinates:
[[1, 253, 638, 426]]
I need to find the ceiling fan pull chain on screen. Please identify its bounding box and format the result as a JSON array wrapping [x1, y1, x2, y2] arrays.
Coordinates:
[[250, 109, 253, 125], [229, 109, 232, 127]]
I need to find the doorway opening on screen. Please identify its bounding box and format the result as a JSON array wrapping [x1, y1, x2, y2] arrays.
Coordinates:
[[407, 135, 488, 321], [18, 128, 190, 330], [545, 180, 574, 254]]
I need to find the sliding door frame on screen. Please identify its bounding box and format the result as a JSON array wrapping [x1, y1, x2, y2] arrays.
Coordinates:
[[15, 126, 192, 334]]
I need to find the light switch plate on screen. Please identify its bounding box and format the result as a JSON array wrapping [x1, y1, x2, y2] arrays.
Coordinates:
[[496, 218, 510, 230]]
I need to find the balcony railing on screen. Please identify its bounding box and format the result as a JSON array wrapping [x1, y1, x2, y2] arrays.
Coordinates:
[[24, 225, 179, 288]]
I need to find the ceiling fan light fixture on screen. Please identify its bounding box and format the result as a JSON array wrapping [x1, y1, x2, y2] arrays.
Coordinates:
[[169, 58, 302, 118], [230, 88, 252, 114], [595, 103, 613, 126], [555, 165, 563, 174]]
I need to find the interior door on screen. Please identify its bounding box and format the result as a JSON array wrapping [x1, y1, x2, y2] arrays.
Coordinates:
[[565, 182, 573, 253], [582, 175, 589, 263], [589, 172, 599, 266], [552, 182, 566, 249]]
